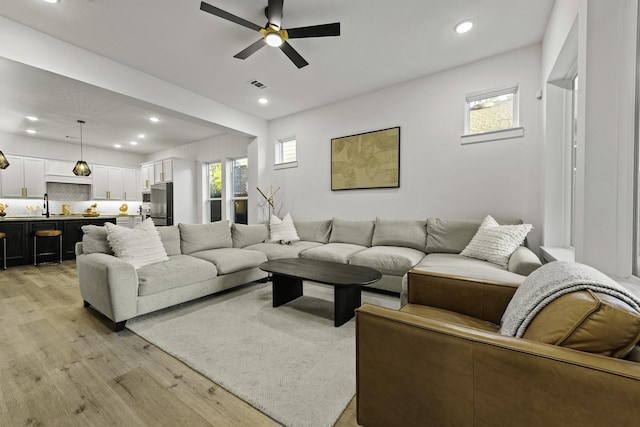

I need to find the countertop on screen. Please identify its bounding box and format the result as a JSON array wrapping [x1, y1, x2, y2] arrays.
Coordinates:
[[0, 214, 124, 221]]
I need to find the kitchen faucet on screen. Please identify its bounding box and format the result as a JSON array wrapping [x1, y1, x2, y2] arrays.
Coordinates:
[[43, 193, 50, 218]]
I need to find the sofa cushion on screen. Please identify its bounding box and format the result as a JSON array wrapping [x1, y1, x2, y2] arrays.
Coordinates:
[[329, 218, 374, 247], [372, 218, 427, 251], [179, 221, 232, 254], [522, 290, 640, 358], [105, 219, 169, 269], [191, 248, 268, 275], [137, 254, 218, 296], [245, 241, 323, 260], [460, 215, 532, 269], [301, 242, 367, 264], [426, 218, 524, 254], [232, 223, 269, 248], [81, 224, 113, 255], [156, 225, 181, 256], [269, 213, 300, 244], [350, 246, 425, 276], [413, 253, 527, 285], [294, 220, 332, 243]]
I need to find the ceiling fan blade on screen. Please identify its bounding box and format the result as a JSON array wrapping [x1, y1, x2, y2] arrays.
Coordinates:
[[280, 42, 309, 69], [266, 0, 284, 28], [234, 39, 266, 60], [286, 22, 340, 39], [200, 1, 262, 32]]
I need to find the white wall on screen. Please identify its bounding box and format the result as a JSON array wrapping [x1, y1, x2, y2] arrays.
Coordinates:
[[0, 130, 144, 168], [263, 44, 544, 250], [578, 0, 638, 277]]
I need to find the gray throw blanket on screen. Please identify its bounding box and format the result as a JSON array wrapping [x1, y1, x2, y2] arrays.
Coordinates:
[[501, 261, 640, 337]]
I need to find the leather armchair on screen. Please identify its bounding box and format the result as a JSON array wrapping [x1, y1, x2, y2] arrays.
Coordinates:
[[356, 270, 640, 426]]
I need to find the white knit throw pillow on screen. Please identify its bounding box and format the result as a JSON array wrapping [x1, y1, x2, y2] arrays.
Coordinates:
[[269, 213, 300, 244], [460, 215, 532, 269], [105, 218, 169, 269]]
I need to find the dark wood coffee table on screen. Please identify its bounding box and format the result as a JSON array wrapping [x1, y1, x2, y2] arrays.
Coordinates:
[[259, 258, 382, 327]]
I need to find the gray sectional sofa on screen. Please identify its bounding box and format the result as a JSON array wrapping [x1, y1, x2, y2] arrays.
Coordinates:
[[76, 217, 541, 330]]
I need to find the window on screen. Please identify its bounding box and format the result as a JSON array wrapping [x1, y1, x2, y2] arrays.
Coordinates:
[[207, 162, 222, 222], [462, 85, 523, 144], [232, 157, 248, 224], [275, 136, 297, 169]]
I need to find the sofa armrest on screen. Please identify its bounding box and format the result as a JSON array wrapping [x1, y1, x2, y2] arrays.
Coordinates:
[[406, 270, 518, 325], [76, 253, 139, 324], [508, 245, 542, 275], [356, 303, 640, 427]]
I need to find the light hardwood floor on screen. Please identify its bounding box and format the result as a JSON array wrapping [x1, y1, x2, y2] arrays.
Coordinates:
[[0, 263, 359, 426]]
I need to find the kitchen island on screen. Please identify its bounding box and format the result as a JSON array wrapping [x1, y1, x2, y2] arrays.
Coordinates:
[[0, 215, 117, 266]]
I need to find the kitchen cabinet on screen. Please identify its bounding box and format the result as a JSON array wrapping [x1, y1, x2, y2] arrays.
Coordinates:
[[0, 221, 29, 266], [0, 156, 46, 198], [153, 159, 173, 183], [122, 168, 139, 201], [141, 162, 153, 190], [92, 165, 123, 200]]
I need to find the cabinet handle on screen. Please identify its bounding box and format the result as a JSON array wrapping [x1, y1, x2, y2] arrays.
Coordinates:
[[160, 172, 164, 182], [23, 187, 27, 197], [123, 192, 126, 200], [107, 191, 110, 199], [145, 180, 149, 188]]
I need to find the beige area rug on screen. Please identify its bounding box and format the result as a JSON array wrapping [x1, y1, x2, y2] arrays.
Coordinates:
[[126, 282, 400, 427]]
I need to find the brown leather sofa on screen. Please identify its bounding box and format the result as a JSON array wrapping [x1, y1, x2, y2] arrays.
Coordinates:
[[356, 270, 640, 426]]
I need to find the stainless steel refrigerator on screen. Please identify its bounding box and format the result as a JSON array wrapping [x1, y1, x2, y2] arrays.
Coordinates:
[[150, 182, 173, 226]]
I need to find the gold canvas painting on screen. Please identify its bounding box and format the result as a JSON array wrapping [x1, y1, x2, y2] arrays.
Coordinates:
[[331, 126, 400, 190]]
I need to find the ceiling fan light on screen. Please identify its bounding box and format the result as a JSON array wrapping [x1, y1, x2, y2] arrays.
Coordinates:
[[73, 161, 91, 176], [265, 32, 283, 47], [0, 151, 10, 170]]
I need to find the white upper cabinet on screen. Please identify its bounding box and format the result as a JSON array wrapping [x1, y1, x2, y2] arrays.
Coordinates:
[[1, 156, 45, 198], [92, 165, 124, 200], [141, 162, 154, 191], [122, 168, 139, 201]]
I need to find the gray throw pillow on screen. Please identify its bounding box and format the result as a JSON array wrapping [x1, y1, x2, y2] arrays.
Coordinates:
[[426, 218, 524, 254], [81, 225, 113, 254], [294, 220, 332, 243], [156, 225, 181, 256]]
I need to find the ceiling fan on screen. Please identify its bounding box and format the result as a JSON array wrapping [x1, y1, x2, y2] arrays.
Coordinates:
[[200, 0, 340, 69]]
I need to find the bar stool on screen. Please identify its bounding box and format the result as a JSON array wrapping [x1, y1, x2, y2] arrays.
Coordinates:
[[34, 229, 63, 266], [0, 232, 5, 270]]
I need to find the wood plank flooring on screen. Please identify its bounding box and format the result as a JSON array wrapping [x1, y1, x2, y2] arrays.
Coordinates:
[[0, 263, 359, 426]]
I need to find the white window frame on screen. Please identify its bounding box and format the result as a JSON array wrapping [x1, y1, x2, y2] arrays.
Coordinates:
[[231, 157, 249, 224], [461, 84, 524, 145], [274, 136, 298, 170], [206, 161, 223, 223]]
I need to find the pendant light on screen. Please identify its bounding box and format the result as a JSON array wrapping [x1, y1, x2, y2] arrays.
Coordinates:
[[0, 151, 9, 169], [72, 120, 91, 176]]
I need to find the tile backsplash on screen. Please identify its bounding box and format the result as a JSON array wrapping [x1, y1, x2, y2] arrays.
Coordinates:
[[0, 183, 142, 216]]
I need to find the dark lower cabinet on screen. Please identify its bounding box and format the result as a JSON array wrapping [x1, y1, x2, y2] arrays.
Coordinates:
[[0, 222, 29, 267], [0, 217, 116, 266]]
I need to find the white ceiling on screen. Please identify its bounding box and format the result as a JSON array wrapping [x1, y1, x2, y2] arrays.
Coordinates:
[[0, 0, 555, 154]]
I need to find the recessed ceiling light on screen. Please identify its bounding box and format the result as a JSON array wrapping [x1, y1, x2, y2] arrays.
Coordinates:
[[26, 129, 36, 134], [25, 116, 39, 121], [149, 117, 160, 123], [258, 97, 269, 105], [114, 144, 122, 148], [138, 134, 145, 138], [455, 20, 474, 34], [130, 141, 138, 145], [43, 0, 60, 3]]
